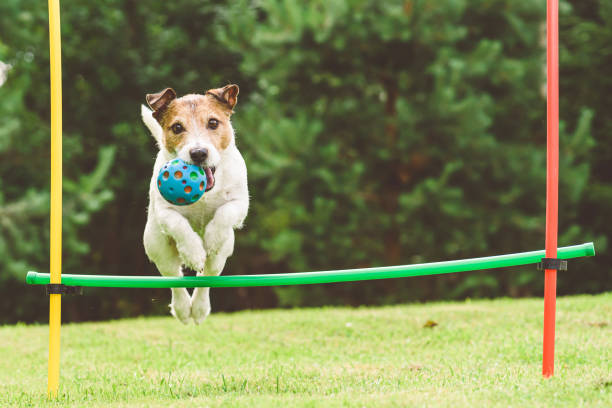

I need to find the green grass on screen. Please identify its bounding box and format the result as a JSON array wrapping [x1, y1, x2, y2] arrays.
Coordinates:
[[1, 293, 611, 407]]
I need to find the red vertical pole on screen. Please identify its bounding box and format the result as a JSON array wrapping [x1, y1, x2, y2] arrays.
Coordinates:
[[543, 0, 559, 378]]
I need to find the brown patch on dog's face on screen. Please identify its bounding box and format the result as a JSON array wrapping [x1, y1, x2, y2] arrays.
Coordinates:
[[147, 86, 239, 155]]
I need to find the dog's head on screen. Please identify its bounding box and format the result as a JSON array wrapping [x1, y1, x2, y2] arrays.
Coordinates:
[[145, 85, 239, 192]]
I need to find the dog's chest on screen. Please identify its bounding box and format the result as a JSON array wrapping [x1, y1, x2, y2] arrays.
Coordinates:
[[174, 188, 230, 234]]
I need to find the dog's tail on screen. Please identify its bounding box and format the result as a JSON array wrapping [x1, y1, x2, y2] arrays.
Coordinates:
[[141, 105, 163, 147]]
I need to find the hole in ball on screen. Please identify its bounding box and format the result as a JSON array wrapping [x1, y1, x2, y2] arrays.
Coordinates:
[[191, 194, 200, 201], [163, 171, 170, 180], [200, 181, 205, 191], [184, 186, 192, 193], [190, 172, 198, 181], [174, 171, 183, 179], [177, 198, 186, 204]]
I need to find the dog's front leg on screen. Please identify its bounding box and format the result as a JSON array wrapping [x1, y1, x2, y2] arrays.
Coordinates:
[[203, 199, 248, 255], [191, 200, 248, 324], [156, 207, 207, 273], [144, 217, 194, 324]]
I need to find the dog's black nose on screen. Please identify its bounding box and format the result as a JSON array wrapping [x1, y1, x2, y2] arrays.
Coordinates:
[[189, 148, 208, 164]]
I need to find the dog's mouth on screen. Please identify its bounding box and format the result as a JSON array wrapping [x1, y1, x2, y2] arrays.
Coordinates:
[[203, 166, 216, 192]]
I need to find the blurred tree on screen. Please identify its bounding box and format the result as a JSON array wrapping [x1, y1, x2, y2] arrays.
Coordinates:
[[0, 1, 116, 320], [558, 0, 611, 294], [0, 0, 608, 323], [218, 0, 598, 306]]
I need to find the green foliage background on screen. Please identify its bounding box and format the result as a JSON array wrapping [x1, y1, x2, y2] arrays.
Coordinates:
[[0, 0, 609, 323]]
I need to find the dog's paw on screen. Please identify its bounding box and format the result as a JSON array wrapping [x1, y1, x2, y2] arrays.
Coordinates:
[[177, 239, 207, 274], [170, 304, 192, 325], [169, 292, 192, 324], [191, 298, 211, 325]]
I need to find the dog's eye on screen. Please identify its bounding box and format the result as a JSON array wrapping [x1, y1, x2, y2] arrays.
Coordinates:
[[207, 118, 219, 130], [171, 123, 185, 134]]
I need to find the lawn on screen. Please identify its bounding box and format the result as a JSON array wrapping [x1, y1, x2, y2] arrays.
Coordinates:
[[1, 293, 611, 407]]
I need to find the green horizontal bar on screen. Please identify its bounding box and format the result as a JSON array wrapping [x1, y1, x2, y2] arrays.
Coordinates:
[[26, 242, 594, 289]]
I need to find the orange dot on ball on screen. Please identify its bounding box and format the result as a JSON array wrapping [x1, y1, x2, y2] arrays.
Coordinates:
[[174, 171, 183, 179], [200, 181, 205, 191], [184, 186, 192, 193], [163, 171, 170, 180], [177, 198, 186, 204]]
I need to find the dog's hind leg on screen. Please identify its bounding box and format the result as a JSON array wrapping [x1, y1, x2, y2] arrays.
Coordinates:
[[144, 219, 192, 324], [190, 283, 211, 325], [191, 229, 235, 324]]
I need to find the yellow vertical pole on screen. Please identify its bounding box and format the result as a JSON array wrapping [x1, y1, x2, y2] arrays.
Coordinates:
[[48, 0, 63, 398]]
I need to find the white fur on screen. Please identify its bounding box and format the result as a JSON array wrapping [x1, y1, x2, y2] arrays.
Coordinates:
[[141, 105, 249, 324]]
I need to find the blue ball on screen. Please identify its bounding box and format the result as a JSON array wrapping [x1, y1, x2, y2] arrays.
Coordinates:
[[157, 158, 206, 206]]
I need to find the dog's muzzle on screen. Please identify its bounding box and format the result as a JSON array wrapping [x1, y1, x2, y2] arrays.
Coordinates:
[[190, 148, 208, 164]]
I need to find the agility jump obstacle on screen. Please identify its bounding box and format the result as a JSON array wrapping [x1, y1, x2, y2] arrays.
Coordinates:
[[32, 0, 590, 398], [27, 243, 594, 288]]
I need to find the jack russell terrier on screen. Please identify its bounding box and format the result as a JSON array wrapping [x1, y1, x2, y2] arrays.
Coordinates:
[[141, 84, 249, 324]]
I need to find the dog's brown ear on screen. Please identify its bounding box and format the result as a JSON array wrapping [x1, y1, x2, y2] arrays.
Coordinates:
[[206, 84, 239, 111], [146, 88, 177, 120]]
